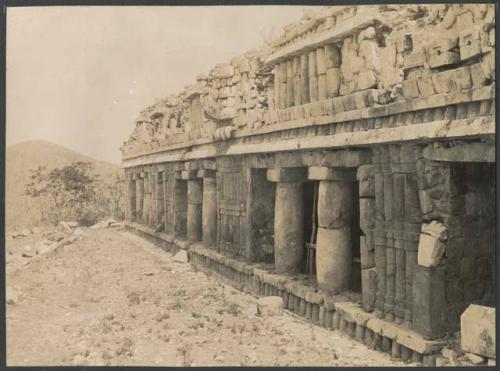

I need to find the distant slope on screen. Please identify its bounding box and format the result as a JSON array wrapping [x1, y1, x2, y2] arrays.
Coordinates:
[[6, 140, 120, 231]]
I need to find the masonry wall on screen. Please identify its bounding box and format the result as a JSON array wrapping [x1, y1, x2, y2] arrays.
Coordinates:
[[120, 4, 496, 363]]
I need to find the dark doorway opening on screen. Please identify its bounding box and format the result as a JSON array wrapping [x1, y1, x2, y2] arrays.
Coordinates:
[[303, 181, 317, 275], [350, 179, 362, 292]]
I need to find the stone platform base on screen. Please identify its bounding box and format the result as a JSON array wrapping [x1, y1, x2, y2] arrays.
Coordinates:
[[125, 221, 446, 366]]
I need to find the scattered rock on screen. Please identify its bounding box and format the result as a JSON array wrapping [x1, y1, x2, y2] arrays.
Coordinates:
[[256, 296, 283, 317], [487, 359, 496, 366], [48, 232, 65, 242], [73, 228, 86, 236], [173, 250, 188, 263], [465, 352, 485, 365], [6, 287, 20, 305], [72, 354, 87, 365], [21, 245, 37, 258]]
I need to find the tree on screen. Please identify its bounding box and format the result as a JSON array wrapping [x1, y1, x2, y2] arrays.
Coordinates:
[[24, 161, 122, 226]]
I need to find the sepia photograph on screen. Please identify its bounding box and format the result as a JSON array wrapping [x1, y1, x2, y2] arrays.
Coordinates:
[[4, 2, 497, 367]]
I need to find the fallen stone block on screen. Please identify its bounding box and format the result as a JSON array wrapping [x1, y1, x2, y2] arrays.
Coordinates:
[[257, 296, 283, 317], [465, 352, 486, 365], [173, 250, 188, 263], [461, 304, 495, 359], [21, 245, 36, 258]]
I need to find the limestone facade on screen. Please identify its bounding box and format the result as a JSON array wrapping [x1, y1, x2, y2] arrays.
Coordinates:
[[121, 5, 495, 365]]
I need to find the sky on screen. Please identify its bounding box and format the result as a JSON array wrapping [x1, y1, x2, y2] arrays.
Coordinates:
[[6, 5, 319, 164]]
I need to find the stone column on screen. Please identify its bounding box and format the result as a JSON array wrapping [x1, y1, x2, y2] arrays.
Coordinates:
[[273, 63, 282, 109], [391, 145, 406, 325], [144, 172, 151, 226], [402, 145, 422, 328], [162, 172, 170, 234], [182, 170, 202, 243], [373, 148, 386, 319], [173, 170, 188, 239], [308, 50, 318, 102], [309, 167, 355, 293], [279, 61, 287, 109], [128, 173, 136, 222], [135, 172, 144, 223], [324, 44, 341, 98], [286, 58, 294, 107], [150, 172, 157, 227], [357, 165, 376, 312], [293, 56, 302, 106], [316, 47, 327, 100], [267, 168, 308, 273], [382, 146, 396, 322], [198, 169, 217, 248], [156, 171, 164, 230], [300, 53, 310, 103]]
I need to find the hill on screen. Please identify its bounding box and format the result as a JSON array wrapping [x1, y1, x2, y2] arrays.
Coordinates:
[[6, 140, 121, 231]]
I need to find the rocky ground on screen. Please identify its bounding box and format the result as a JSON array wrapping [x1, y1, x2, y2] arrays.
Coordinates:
[[6, 224, 405, 366]]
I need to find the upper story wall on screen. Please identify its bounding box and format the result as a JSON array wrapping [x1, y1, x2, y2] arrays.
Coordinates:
[[121, 4, 495, 162]]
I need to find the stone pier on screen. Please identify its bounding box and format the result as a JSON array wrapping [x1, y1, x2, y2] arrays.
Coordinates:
[[135, 173, 144, 222], [267, 167, 307, 273], [199, 169, 217, 248], [309, 167, 354, 293], [182, 170, 203, 243]]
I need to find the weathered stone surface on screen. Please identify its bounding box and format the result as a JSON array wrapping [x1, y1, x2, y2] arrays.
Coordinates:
[[316, 227, 351, 293], [317, 180, 353, 229], [361, 267, 377, 311], [326, 68, 340, 97], [412, 266, 446, 340], [202, 177, 217, 248], [461, 304, 495, 359], [465, 353, 486, 365], [274, 182, 304, 273], [257, 296, 283, 317]]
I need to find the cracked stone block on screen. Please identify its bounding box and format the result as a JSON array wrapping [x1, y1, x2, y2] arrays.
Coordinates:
[[461, 304, 495, 359]]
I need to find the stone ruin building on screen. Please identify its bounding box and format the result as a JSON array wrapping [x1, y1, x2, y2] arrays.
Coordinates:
[[121, 4, 496, 366]]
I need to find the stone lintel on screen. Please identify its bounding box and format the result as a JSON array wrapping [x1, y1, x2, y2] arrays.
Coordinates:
[[181, 170, 198, 180], [308, 166, 356, 181], [267, 167, 308, 183], [422, 141, 495, 163], [197, 169, 216, 178]]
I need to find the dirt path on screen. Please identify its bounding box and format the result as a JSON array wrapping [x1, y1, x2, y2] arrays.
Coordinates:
[[6, 228, 404, 367]]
